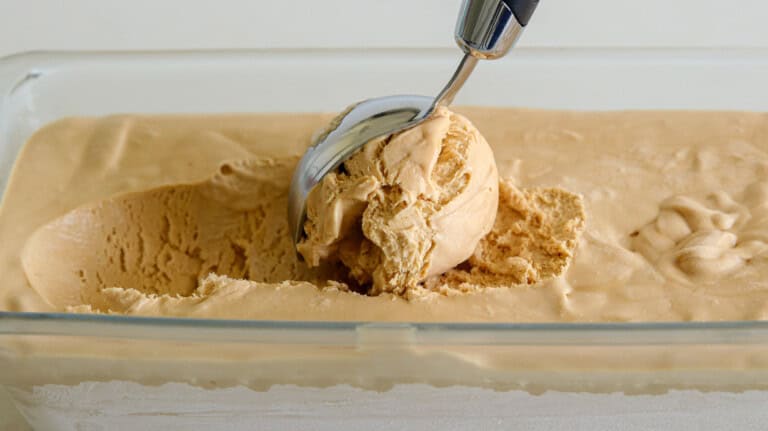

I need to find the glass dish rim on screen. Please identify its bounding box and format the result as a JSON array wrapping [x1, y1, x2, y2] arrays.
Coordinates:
[[4, 47, 768, 343], [5, 312, 768, 345]]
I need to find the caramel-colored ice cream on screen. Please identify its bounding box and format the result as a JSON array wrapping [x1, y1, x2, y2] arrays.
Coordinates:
[[2, 108, 768, 322], [298, 107, 499, 296], [21, 159, 345, 310], [434, 182, 585, 290]]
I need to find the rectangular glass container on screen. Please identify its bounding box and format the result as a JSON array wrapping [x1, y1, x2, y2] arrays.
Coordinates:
[[2, 49, 768, 430]]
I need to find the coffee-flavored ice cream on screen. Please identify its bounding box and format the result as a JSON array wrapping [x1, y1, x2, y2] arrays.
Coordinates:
[[3, 108, 768, 322], [298, 107, 499, 296]]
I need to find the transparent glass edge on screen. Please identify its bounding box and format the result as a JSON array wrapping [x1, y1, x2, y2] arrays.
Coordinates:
[[4, 311, 768, 345], [4, 48, 768, 342]]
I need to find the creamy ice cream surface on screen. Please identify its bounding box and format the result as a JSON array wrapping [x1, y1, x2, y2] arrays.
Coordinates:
[[2, 108, 768, 321], [297, 107, 499, 296], [21, 158, 346, 310]]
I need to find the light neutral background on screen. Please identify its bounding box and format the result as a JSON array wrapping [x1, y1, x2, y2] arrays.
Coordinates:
[[1, 0, 767, 429], [1, 0, 768, 57]]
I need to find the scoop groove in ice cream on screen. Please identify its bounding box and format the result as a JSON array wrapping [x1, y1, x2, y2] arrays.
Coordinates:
[[21, 159, 347, 310]]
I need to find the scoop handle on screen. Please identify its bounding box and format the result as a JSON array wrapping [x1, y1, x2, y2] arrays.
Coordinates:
[[455, 0, 539, 59], [503, 0, 539, 26]]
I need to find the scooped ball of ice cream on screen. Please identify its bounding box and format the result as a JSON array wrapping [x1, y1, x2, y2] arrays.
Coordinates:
[[297, 107, 499, 296]]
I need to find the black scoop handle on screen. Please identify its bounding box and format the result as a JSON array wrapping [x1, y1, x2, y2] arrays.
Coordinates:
[[503, 0, 539, 26]]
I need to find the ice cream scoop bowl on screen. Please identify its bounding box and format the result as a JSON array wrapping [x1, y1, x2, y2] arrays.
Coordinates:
[[288, 0, 539, 247]]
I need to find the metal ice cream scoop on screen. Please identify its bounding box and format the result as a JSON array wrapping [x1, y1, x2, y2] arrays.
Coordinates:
[[288, 0, 539, 247]]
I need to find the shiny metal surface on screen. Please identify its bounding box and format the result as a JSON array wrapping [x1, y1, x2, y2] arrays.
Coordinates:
[[288, 95, 433, 245], [432, 54, 479, 108], [455, 0, 524, 59], [288, 0, 531, 248]]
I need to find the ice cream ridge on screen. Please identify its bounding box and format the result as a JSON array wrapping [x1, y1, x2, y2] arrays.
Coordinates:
[[16, 106, 586, 313]]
